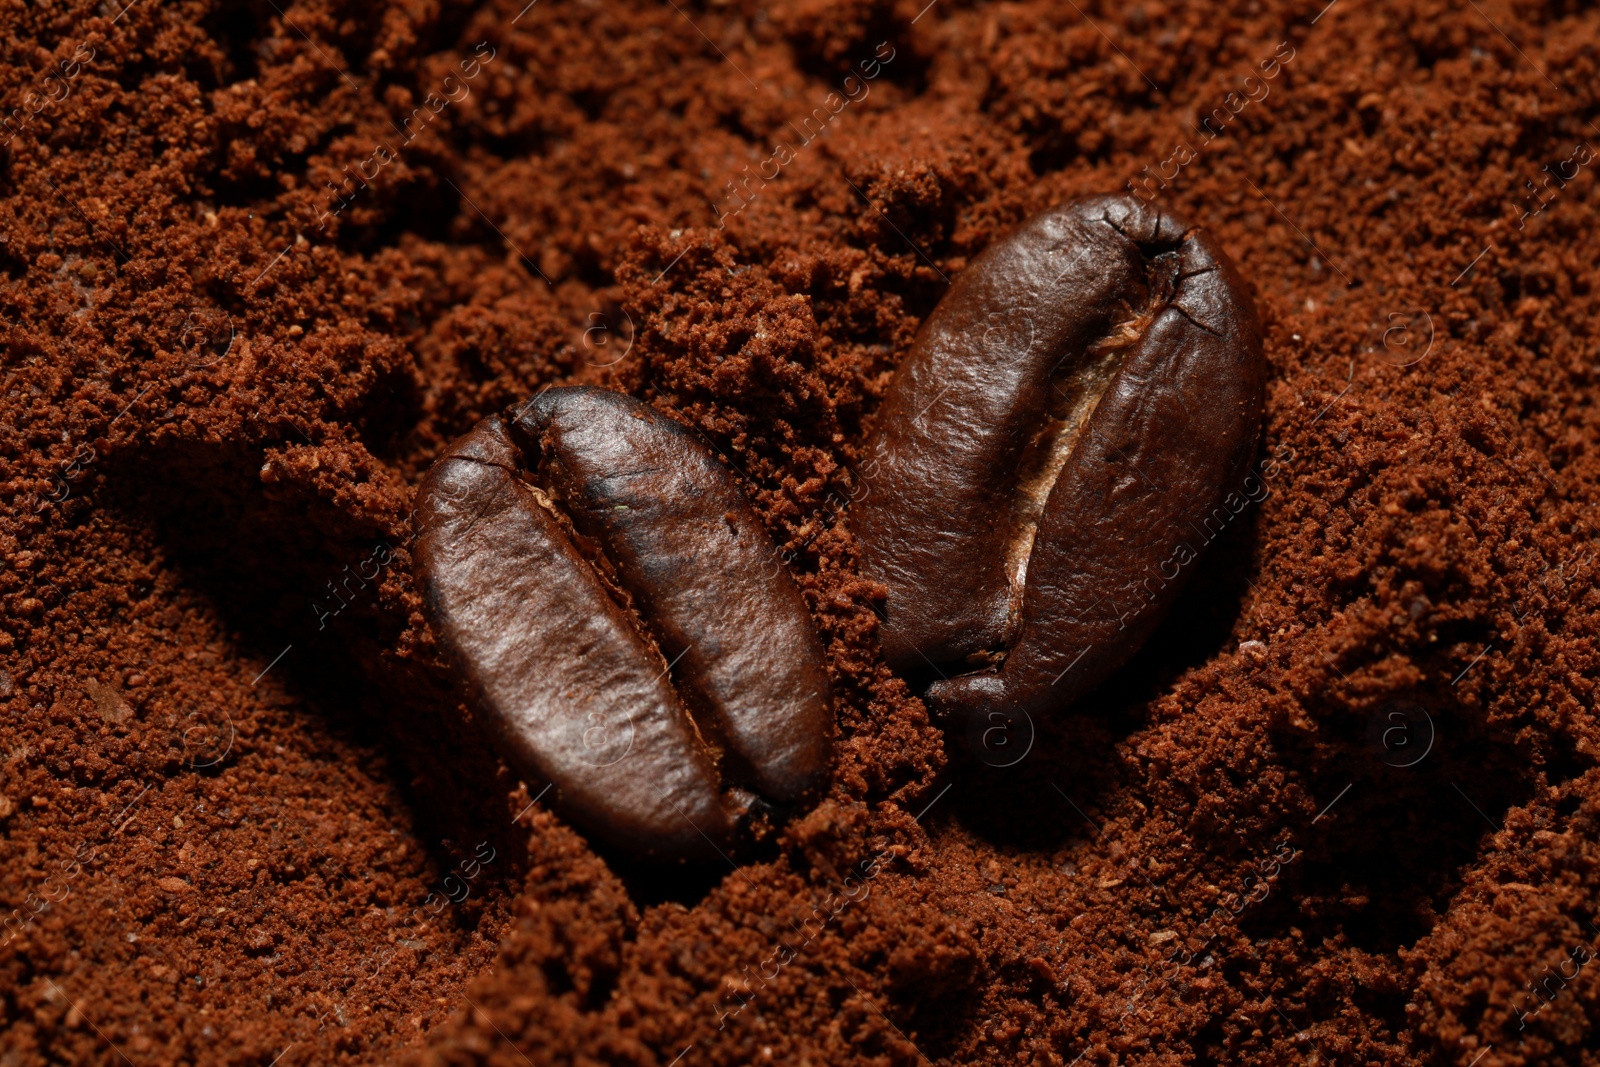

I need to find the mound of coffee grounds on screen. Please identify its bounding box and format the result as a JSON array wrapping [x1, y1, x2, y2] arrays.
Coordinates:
[[3, 1, 1599, 1065]]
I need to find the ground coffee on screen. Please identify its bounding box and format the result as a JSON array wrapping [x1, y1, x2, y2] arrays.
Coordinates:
[[2, 0, 1599, 1065]]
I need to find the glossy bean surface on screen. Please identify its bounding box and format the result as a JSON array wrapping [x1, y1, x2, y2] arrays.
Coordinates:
[[852, 195, 1266, 720], [415, 387, 832, 861]]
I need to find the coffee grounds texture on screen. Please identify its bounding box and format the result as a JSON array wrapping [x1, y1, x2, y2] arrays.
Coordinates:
[[1, 0, 1599, 1064]]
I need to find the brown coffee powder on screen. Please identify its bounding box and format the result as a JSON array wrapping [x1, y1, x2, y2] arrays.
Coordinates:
[[3, 0, 1600, 1065]]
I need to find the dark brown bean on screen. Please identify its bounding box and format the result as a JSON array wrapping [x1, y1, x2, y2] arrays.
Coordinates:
[[851, 195, 1266, 722], [414, 386, 832, 861]]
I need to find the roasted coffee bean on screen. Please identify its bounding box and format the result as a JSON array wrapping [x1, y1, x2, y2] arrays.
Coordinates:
[[414, 386, 832, 861], [852, 195, 1266, 722]]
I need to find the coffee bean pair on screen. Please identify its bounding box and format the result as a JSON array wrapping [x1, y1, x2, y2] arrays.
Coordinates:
[[413, 195, 1264, 861]]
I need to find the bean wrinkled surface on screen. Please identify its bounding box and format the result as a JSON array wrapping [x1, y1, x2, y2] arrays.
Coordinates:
[[852, 195, 1266, 722], [415, 386, 832, 861]]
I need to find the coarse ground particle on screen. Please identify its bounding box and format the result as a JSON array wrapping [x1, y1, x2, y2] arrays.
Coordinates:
[[2, 0, 1600, 1065]]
